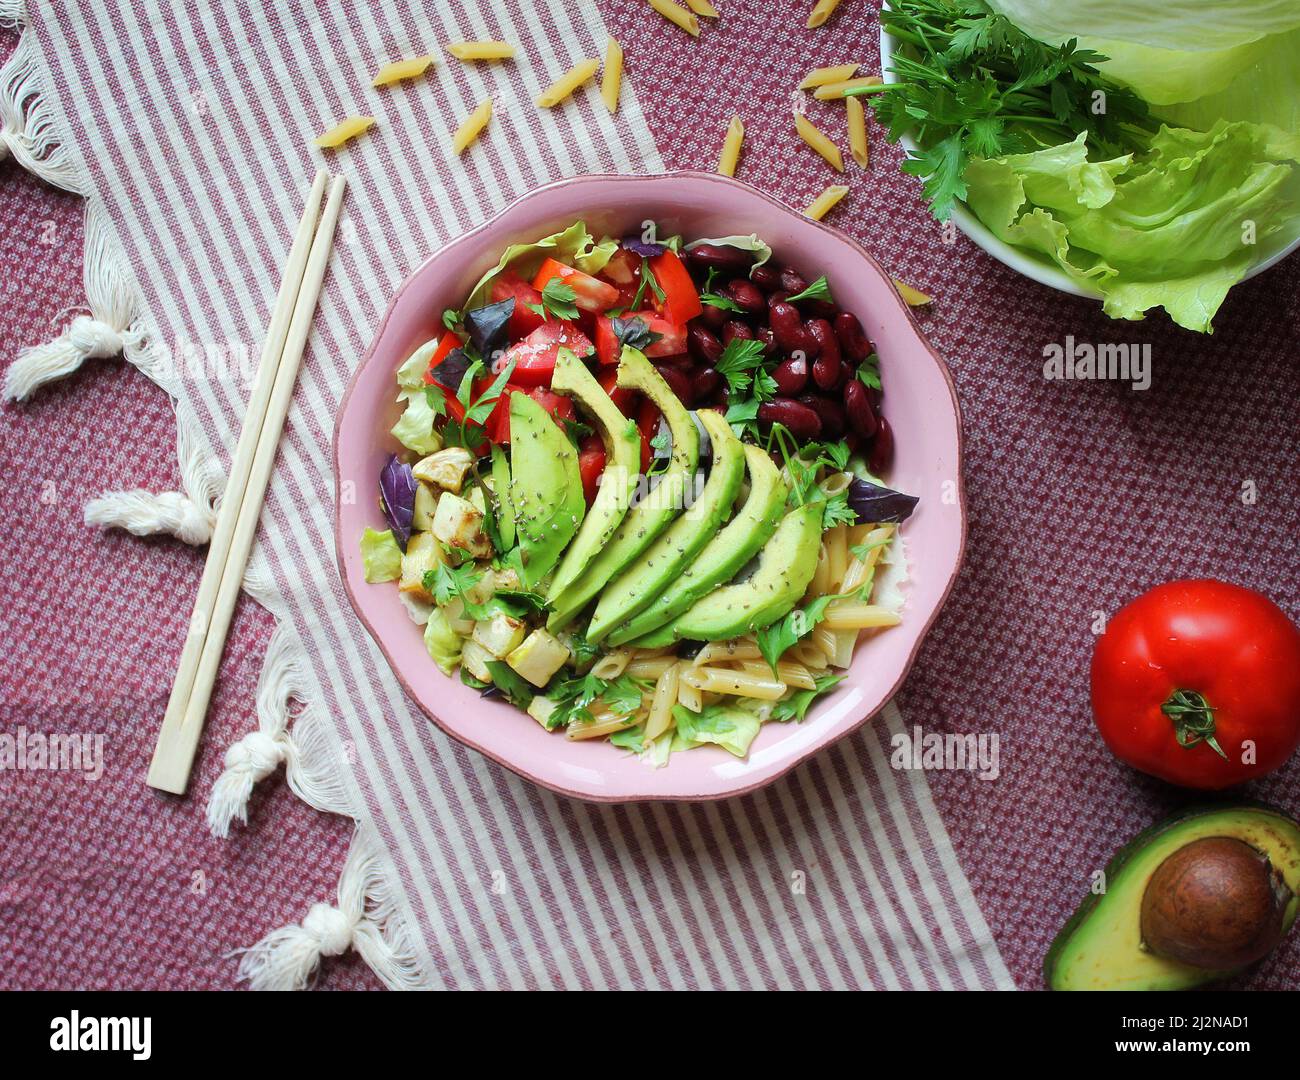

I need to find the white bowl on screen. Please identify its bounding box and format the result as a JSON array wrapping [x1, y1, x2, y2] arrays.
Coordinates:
[[877, 26, 1300, 298]]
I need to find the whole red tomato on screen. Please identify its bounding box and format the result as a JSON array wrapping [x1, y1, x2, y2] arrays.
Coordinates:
[[1091, 580, 1300, 789]]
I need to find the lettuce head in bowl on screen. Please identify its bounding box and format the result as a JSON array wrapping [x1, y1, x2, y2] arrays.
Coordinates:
[[873, 0, 1300, 332]]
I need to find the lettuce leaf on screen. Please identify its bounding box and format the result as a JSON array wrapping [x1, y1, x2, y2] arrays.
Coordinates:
[[390, 391, 443, 455], [683, 233, 773, 270], [424, 608, 464, 676], [360, 527, 403, 583], [464, 220, 617, 309], [964, 123, 1300, 332], [671, 703, 761, 759]]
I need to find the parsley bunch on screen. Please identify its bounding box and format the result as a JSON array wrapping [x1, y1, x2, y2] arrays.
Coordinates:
[[863, 0, 1151, 220]]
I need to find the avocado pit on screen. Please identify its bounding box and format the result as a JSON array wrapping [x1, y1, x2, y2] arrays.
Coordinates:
[[1140, 836, 1292, 971]]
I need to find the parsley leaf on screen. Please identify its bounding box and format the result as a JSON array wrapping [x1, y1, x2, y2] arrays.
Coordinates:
[[771, 673, 845, 723], [856, 353, 882, 391], [485, 660, 535, 709], [755, 592, 845, 675], [785, 275, 834, 305], [716, 337, 767, 396], [442, 308, 460, 331], [725, 398, 760, 439], [422, 562, 483, 608], [530, 277, 579, 322], [820, 490, 858, 529]]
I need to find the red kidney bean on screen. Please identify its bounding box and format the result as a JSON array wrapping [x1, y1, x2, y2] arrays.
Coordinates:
[[685, 243, 754, 276], [768, 301, 804, 352], [756, 326, 778, 358], [772, 354, 809, 396], [759, 398, 822, 440], [655, 364, 693, 404], [723, 278, 766, 315], [688, 323, 722, 365], [767, 290, 790, 308], [779, 267, 808, 295], [661, 353, 694, 371], [750, 264, 781, 292], [699, 303, 727, 331], [722, 319, 754, 347], [799, 297, 838, 319], [695, 367, 722, 400], [808, 319, 841, 390], [867, 415, 894, 474], [844, 378, 878, 438], [834, 311, 872, 362], [798, 394, 845, 439]]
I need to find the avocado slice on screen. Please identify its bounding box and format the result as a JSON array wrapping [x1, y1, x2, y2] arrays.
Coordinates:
[[657, 501, 822, 643], [1045, 804, 1300, 991], [490, 443, 515, 550], [547, 346, 701, 631], [545, 347, 641, 602], [508, 392, 584, 589], [610, 445, 789, 647], [586, 410, 744, 642]]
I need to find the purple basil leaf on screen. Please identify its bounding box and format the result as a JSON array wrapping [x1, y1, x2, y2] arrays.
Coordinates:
[[846, 476, 918, 524], [621, 235, 666, 258], [430, 347, 474, 393], [464, 297, 514, 359], [379, 453, 418, 547]]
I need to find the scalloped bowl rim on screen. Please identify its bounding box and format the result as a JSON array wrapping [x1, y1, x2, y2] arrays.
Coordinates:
[[333, 170, 966, 803]]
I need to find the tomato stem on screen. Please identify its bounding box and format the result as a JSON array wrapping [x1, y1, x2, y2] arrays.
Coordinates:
[[1162, 688, 1228, 761]]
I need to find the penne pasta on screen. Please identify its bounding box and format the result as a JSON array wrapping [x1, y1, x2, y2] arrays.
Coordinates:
[[842, 525, 893, 595], [452, 99, 493, 155], [693, 638, 760, 666], [807, 0, 844, 29], [372, 56, 434, 87], [820, 471, 851, 496], [568, 712, 639, 740], [798, 62, 859, 90], [647, 0, 700, 36], [684, 0, 720, 15], [678, 674, 703, 712], [602, 37, 624, 114], [590, 648, 632, 679], [792, 640, 830, 670], [682, 666, 787, 701], [794, 111, 843, 171], [811, 625, 838, 661], [812, 76, 882, 101], [447, 41, 516, 61], [717, 115, 745, 178], [537, 58, 601, 107], [804, 184, 849, 221], [826, 525, 848, 592], [645, 663, 681, 741], [846, 95, 869, 167], [830, 628, 858, 669], [313, 116, 375, 149], [741, 660, 817, 690], [894, 278, 932, 306], [821, 603, 903, 631], [626, 656, 677, 680], [633, 643, 676, 659]]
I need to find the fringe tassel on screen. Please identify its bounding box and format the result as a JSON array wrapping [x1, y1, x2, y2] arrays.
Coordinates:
[[0, 31, 84, 192], [83, 404, 223, 545], [0, 1, 26, 28], [235, 829, 431, 991]]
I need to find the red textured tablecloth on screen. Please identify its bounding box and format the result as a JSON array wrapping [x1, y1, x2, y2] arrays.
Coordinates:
[[3, 2, 1298, 991]]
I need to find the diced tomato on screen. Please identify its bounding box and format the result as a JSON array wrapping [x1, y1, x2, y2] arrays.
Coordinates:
[[593, 315, 619, 366], [490, 273, 546, 340], [422, 332, 463, 385], [593, 311, 687, 364], [484, 383, 524, 444], [649, 249, 703, 325], [635, 399, 660, 474], [532, 257, 620, 314], [599, 247, 640, 287], [527, 387, 577, 424], [578, 435, 606, 507], [597, 367, 639, 415], [499, 319, 594, 387]]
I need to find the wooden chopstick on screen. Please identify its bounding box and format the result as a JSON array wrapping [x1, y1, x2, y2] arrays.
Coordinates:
[[147, 172, 347, 795]]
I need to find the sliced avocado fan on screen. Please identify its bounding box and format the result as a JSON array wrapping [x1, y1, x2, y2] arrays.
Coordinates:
[[611, 444, 789, 647], [548, 345, 700, 632], [657, 501, 822, 643], [509, 391, 584, 589], [490, 443, 515, 550], [545, 347, 641, 602], [586, 410, 744, 643]]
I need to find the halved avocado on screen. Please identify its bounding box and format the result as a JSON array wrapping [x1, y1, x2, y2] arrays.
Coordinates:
[[1045, 804, 1300, 991], [545, 347, 641, 601], [661, 501, 822, 642], [611, 445, 789, 647], [586, 410, 744, 643], [509, 392, 584, 588], [548, 346, 700, 631]]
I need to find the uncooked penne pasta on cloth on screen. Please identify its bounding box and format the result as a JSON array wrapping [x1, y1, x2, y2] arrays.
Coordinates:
[[717, 115, 744, 177], [537, 58, 600, 107]]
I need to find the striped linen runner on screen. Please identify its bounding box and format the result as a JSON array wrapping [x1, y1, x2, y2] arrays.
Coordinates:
[[28, 0, 1012, 988]]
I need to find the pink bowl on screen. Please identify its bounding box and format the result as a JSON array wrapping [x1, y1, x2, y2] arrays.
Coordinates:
[[334, 171, 965, 802]]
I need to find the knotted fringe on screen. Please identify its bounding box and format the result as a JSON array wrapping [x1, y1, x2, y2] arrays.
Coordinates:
[[0, 30, 84, 192], [5, 12, 434, 989], [234, 828, 429, 991], [84, 412, 223, 545]]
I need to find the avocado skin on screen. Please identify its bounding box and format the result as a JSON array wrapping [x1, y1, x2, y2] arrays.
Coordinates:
[[660, 501, 823, 642], [509, 392, 584, 589], [610, 444, 788, 647], [548, 346, 700, 631], [545, 348, 641, 602], [586, 410, 742, 642], [1044, 803, 1300, 991]]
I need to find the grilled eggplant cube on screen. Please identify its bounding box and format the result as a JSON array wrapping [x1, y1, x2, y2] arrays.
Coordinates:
[[472, 612, 526, 658], [506, 628, 571, 687], [413, 446, 476, 493], [431, 492, 493, 559]]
